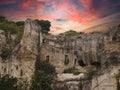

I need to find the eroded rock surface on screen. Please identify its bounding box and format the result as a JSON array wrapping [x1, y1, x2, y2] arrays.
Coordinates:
[[0, 19, 120, 90]]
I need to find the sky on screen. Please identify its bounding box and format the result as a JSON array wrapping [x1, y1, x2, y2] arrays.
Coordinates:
[[0, 0, 120, 34]]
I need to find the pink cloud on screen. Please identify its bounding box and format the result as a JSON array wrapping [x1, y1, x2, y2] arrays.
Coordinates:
[[79, 0, 93, 11]]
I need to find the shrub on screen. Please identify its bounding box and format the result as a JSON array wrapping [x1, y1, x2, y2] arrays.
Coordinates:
[[0, 15, 24, 45], [64, 67, 75, 73], [85, 67, 96, 80], [33, 59, 55, 90], [0, 47, 12, 60], [63, 67, 80, 75], [35, 60, 55, 75], [0, 74, 18, 90], [30, 70, 53, 90], [115, 72, 120, 79]]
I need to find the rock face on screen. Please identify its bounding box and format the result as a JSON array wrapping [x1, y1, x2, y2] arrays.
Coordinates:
[[0, 19, 120, 90], [41, 26, 120, 73], [53, 73, 86, 90], [0, 19, 42, 80], [40, 24, 120, 90]]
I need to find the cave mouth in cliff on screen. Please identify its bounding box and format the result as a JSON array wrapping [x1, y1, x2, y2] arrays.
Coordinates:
[[91, 62, 101, 67], [78, 60, 86, 67], [46, 55, 50, 62]]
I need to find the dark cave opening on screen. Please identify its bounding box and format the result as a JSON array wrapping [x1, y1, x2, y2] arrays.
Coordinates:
[[46, 55, 50, 62], [78, 60, 86, 67], [91, 62, 101, 68]]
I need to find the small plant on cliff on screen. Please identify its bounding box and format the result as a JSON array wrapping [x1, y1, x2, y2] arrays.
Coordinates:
[[115, 71, 120, 90], [63, 67, 80, 75], [85, 66, 96, 80], [0, 74, 18, 90], [115, 71, 120, 79], [0, 47, 12, 60]]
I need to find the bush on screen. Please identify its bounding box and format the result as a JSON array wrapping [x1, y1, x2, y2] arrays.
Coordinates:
[[63, 67, 80, 75], [115, 72, 120, 79], [33, 59, 55, 90], [0, 15, 24, 45], [35, 60, 55, 75], [0, 74, 18, 90], [59, 30, 79, 36], [85, 67, 96, 80], [30, 70, 53, 90], [0, 47, 12, 60]]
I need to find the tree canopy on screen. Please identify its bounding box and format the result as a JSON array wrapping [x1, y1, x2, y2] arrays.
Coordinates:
[[35, 19, 51, 33]]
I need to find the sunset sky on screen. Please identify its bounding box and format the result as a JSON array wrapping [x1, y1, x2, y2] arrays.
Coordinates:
[[0, 0, 120, 34]]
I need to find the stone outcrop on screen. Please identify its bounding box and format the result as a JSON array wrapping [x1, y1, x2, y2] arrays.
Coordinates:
[[41, 25, 120, 73], [0, 19, 120, 90], [41, 24, 120, 90], [0, 19, 42, 80]]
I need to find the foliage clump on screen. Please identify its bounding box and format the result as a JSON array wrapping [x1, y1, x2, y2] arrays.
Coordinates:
[[35, 60, 55, 75], [59, 30, 78, 36], [0, 15, 24, 44], [63, 67, 80, 75], [0, 74, 19, 90], [30, 70, 53, 90], [0, 74, 29, 90], [0, 47, 12, 60], [85, 67, 96, 80], [31, 60, 55, 90], [35, 19, 51, 34]]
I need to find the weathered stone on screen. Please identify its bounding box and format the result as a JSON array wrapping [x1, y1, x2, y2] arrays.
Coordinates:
[[0, 19, 120, 90]]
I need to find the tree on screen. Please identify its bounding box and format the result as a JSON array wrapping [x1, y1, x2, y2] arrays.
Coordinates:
[[35, 19, 51, 34], [16, 21, 24, 26], [30, 70, 53, 90], [0, 15, 6, 22]]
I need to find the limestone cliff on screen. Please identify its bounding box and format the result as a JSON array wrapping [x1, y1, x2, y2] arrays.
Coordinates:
[[0, 19, 120, 90], [0, 19, 42, 80], [41, 24, 120, 90]]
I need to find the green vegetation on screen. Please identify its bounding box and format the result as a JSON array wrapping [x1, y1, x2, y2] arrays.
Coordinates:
[[35, 19, 51, 33], [0, 74, 19, 90], [0, 47, 12, 60], [35, 60, 55, 75], [115, 72, 120, 79], [0, 15, 24, 44], [60, 30, 84, 36], [0, 74, 29, 90], [0, 60, 55, 90], [0, 15, 51, 45], [85, 67, 96, 80], [59, 30, 78, 36], [30, 70, 53, 90], [31, 60, 55, 90], [115, 71, 120, 90], [63, 67, 80, 75]]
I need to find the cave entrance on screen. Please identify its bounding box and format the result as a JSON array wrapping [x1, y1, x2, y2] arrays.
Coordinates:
[[64, 55, 69, 65], [78, 60, 86, 67], [46, 55, 50, 62], [91, 62, 101, 68]]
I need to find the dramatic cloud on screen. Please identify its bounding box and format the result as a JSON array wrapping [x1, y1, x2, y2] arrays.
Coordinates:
[[0, 0, 120, 34]]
